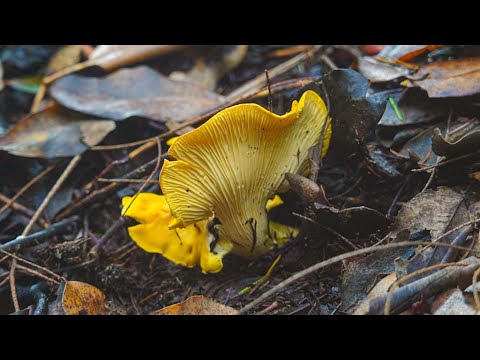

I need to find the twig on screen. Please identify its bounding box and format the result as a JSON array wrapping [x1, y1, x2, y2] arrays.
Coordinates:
[[56, 157, 159, 220], [0, 216, 79, 252], [0, 249, 66, 283], [30, 83, 47, 113], [9, 261, 20, 311], [22, 155, 82, 236], [226, 45, 324, 101], [0, 165, 55, 217], [411, 151, 480, 173], [97, 178, 158, 184], [322, 226, 359, 250], [237, 239, 480, 314], [320, 54, 338, 71], [15, 264, 61, 285], [265, 70, 273, 113], [386, 176, 410, 218], [384, 262, 463, 315]]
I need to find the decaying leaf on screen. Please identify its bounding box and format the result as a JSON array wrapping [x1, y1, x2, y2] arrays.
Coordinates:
[[318, 69, 385, 158], [169, 45, 248, 90], [396, 122, 443, 165], [49, 66, 224, 124], [358, 56, 412, 83], [46, 45, 84, 75], [88, 45, 187, 72], [353, 272, 397, 315], [432, 125, 480, 157], [153, 295, 238, 315], [0, 103, 115, 158], [5, 75, 42, 94], [403, 57, 480, 98], [431, 288, 477, 315], [378, 45, 444, 62], [62, 281, 107, 315], [358, 46, 443, 83]]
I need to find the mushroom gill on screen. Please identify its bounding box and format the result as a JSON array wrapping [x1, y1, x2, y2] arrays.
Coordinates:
[[160, 90, 331, 258]]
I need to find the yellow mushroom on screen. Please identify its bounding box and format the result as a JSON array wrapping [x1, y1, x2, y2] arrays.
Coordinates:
[[122, 193, 232, 273], [160, 90, 331, 258]]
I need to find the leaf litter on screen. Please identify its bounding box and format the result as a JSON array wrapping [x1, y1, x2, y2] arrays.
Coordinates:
[[2, 45, 480, 316]]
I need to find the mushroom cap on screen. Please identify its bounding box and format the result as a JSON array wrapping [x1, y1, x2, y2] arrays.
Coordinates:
[[122, 193, 232, 273], [160, 90, 331, 257]]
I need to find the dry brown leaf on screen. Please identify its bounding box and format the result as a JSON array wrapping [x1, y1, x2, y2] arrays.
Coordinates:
[[153, 295, 238, 315], [62, 281, 107, 315], [46, 45, 84, 75], [379, 45, 443, 62], [403, 57, 480, 98], [169, 45, 248, 90], [49, 65, 224, 124], [358, 56, 411, 83], [0, 103, 115, 158], [89, 45, 187, 72]]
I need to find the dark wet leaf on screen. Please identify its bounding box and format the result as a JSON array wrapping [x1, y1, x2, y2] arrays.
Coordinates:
[[0, 103, 115, 158], [432, 124, 480, 157], [396, 122, 442, 165], [49, 66, 224, 124], [403, 57, 480, 98], [431, 288, 477, 315], [364, 143, 404, 178], [0, 61, 3, 91], [319, 69, 385, 158], [153, 295, 238, 315], [378, 88, 448, 127]]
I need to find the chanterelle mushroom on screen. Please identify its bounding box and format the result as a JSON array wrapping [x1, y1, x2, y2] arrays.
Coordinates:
[[160, 90, 331, 259]]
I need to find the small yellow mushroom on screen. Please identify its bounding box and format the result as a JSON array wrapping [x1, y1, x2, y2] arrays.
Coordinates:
[[122, 193, 232, 273], [161, 90, 331, 258]]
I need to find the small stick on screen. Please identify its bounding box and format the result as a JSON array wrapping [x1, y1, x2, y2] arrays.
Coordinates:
[[320, 54, 338, 71], [0, 216, 79, 252], [15, 263, 61, 285], [265, 70, 273, 113], [237, 238, 480, 314], [386, 176, 410, 218], [97, 178, 158, 184], [9, 261, 20, 311], [226, 45, 324, 101], [412, 151, 480, 173]]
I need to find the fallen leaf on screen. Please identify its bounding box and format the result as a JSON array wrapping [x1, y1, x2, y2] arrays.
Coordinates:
[[88, 45, 187, 72], [0, 45, 59, 77], [431, 288, 477, 315], [378, 88, 448, 127], [153, 295, 238, 315], [317, 69, 385, 158], [393, 187, 473, 274], [353, 272, 397, 315], [396, 122, 443, 165], [0, 103, 115, 158], [378, 45, 444, 62], [49, 66, 224, 124], [358, 56, 411, 83], [360, 45, 386, 56], [403, 57, 480, 98], [46, 45, 84, 75], [432, 122, 480, 157], [364, 143, 404, 178], [62, 281, 107, 315], [169, 45, 248, 90]]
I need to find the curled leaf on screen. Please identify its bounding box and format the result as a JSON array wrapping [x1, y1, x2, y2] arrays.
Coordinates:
[[153, 295, 238, 315]]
